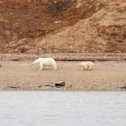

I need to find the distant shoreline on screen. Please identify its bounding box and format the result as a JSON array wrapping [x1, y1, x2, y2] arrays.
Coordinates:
[[0, 53, 126, 61]]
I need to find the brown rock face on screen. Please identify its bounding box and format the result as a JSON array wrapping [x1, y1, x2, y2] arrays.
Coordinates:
[[0, 0, 126, 53]]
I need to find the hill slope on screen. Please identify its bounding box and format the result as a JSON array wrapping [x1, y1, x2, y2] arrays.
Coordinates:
[[0, 0, 126, 53]]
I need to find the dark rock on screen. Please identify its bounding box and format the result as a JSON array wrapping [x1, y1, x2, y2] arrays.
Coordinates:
[[9, 86, 20, 89], [0, 64, 2, 67], [55, 81, 65, 88], [11, 58, 20, 61], [38, 84, 54, 88], [38, 85, 42, 87], [120, 86, 126, 90]]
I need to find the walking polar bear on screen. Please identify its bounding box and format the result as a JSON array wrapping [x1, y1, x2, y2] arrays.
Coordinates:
[[79, 61, 95, 70], [32, 57, 57, 70]]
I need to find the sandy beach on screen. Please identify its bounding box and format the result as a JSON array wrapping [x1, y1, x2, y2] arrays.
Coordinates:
[[0, 60, 126, 91]]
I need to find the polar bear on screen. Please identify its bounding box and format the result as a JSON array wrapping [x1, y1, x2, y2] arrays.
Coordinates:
[[32, 57, 57, 70], [79, 61, 95, 70]]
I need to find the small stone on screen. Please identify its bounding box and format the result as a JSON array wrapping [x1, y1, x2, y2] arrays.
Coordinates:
[[11, 58, 20, 61], [9, 86, 20, 89], [0, 64, 2, 67], [38, 84, 54, 88], [67, 85, 72, 89], [38, 85, 42, 87]]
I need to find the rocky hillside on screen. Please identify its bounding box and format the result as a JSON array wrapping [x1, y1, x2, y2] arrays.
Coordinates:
[[0, 0, 126, 53]]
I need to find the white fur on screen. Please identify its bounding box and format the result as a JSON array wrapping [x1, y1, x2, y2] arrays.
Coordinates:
[[32, 57, 57, 70], [80, 61, 95, 70]]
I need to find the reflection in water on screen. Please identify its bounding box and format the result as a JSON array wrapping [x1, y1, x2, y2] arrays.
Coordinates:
[[0, 92, 126, 126]]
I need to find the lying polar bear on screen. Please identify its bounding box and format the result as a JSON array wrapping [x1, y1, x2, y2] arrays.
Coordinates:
[[32, 57, 57, 70], [79, 61, 95, 70]]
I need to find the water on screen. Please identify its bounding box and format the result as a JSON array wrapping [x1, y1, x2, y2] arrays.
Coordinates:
[[0, 92, 126, 126]]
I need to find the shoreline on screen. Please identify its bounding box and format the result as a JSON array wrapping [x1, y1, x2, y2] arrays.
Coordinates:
[[0, 59, 126, 91], [0, 53, 126, 61]]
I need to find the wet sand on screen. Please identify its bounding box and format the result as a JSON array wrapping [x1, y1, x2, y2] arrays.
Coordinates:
[[0, 60, 126, 91]]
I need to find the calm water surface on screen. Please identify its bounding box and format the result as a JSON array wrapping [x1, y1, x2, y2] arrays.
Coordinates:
[[0, 91, 126, 126]]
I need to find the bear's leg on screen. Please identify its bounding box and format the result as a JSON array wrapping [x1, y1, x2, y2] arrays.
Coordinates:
[[39, 62, 43, 70], [88, 65, 91, 70], [88, 64, 94, 70], [50, 61, 57, 70], [84, 65, 88, 70], [53, 63, 57, 70], [83, 66, 86, 70]]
